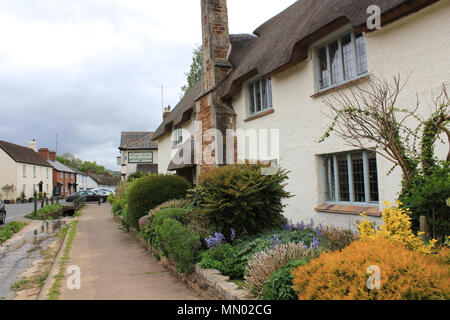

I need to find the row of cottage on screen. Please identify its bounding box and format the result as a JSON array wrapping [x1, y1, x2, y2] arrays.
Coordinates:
[[0, 139, 118, 201], [119, 0, 449, 229]]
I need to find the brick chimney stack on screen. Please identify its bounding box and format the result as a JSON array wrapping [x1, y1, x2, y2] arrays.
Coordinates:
[[163, 105, 171, 119], [196, 0, 236, 178], [49, 151, 56, 161], [38, 148, 50, 160], [201, 0, 231, 91]]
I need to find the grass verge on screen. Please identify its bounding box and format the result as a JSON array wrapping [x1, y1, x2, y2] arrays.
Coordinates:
[[47, 220, 78, 300], [25, 204, 63, 220], [0, 221, 29, 245]]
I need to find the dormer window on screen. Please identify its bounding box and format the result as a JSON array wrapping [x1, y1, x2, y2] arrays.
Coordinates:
[[248, 78, 273, 116], [173, 125, 183, 147], [316, 31, 368, 91]]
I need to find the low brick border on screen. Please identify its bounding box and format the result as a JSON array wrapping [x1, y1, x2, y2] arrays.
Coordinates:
[[114, 215, 251, 300]]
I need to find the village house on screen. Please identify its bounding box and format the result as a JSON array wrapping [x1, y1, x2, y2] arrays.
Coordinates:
[[152, 0, 450, 230], [118, 132, 158, 181], [38, 148, 77, 198], [0, 139, 54, 200], [88, 173, 120, 191]]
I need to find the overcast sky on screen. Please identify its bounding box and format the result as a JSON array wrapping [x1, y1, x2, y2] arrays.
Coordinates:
[[0, 0, 297, 170]]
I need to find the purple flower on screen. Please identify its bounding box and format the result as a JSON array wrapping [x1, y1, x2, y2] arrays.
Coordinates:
[[297, 221, 305, 231], [205, 232, 225, 249], [283, 224, 292, 231], [233, 253, 238, 259], [230, 228, 236, 241], [311, 236, 320, 250]]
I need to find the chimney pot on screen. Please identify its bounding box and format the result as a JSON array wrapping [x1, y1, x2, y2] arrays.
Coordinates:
[[28, 139, 37, 152]]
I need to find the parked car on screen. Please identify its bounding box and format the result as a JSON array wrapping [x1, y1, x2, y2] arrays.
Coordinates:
[[0, 200, 6, 224], [92, 190, 109, 202], [92, 188, 115, 196], [66, 191, 100, 203]]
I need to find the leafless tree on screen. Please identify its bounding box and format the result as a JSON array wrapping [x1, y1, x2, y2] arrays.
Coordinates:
[[319, 75, 449, 188]]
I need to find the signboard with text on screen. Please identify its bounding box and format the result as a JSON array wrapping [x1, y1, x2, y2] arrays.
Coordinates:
[[128, 152, 153, 164]]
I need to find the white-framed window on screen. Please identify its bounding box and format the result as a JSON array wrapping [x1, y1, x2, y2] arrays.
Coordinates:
[[316, 31, 368, 91], [71, 174, 74, 180], [248, 78, 272, 116], [23, 165, 26, 177], [33, 166, 36, 178], [322, 150, 379, 205], [172, 125, 183, 147], [59, 172, 63, 179], [65, 173, 68, 179]]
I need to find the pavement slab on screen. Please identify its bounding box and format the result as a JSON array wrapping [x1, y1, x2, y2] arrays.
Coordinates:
[[59, 204, 200, 300]]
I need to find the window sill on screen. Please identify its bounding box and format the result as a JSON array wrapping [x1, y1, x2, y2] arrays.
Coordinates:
[[311, 74, 370, 99], [315, 203, 381, 217], [244, 108, 274, 122]]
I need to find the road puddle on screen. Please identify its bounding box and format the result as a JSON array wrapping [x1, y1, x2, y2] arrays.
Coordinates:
[[0, 220, 66, 300]]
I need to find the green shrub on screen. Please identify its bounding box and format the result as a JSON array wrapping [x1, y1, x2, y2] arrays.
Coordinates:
[[260, 258, 309, 301], [107, 193, 115, 205], [111, 197, 127, 217], [25, 204, 63, 220], [127, 175, 190, 230], [199, 244, 247, 279], [401, 162, 450, 240], [189, 165, 292, 236], [0, 221, 28, 244], [158, 218, 201, 273]]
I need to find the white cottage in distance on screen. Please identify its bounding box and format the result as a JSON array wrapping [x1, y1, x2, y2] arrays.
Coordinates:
[[0, 139, 53, 200], [118, 132, 158, 181], [152, 0, 450, 230]]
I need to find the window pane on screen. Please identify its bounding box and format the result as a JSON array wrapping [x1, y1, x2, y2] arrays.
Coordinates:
[[261, 79, 268, 110], [368, 153, 379, 202], [329, 40, 343, 85], [337, 155, 350, 201], [318, 47, 329, 89], [255, 81, 262, 112], [267, 79, 273, 108], [355, 33, 368, 75], [249, 83, 255, 114], [352, 154, 366, 203], [324, 157, 335, 201], [341, 34, 355, 80]]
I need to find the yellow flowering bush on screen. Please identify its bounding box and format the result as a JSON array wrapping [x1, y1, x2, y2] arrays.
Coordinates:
[[358, 201, 437, 254], [291, 238, 450, 300]]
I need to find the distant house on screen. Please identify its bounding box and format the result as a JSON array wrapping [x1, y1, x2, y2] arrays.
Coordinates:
[[88, 173, 120, 191], [0, 139, 53, 199], [38, 148, 76, 197], [118, 132, 158, 181]]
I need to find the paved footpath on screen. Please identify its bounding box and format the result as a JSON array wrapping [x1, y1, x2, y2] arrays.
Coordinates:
[[60, 204, 200, 300]]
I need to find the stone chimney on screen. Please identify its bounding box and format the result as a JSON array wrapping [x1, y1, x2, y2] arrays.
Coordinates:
[[28, 139, 37, 152], [38, 148, 50, 160], [201, 0, 231, 91], [163, 105, 171, 119], [49, 151, 56, 161]]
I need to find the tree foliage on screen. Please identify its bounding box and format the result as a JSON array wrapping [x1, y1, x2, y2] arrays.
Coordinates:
[[181, 45, 203, 96], [56, 153, 108, 175]]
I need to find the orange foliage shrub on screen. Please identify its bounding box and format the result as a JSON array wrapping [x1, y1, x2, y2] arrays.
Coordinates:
[[292, 238, 449, 300]]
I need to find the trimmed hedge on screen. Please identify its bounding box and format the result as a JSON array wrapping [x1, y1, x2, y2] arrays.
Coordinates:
[[127, 175, 190, 230]]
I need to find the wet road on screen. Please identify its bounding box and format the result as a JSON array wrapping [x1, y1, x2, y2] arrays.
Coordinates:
[[3, 201, 67, 224]]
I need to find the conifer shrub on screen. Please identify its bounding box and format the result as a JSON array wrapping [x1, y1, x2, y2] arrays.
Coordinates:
[[127, 175, 190, 230], [189, 165, 292, 236], [292, 238, 450, 300]]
